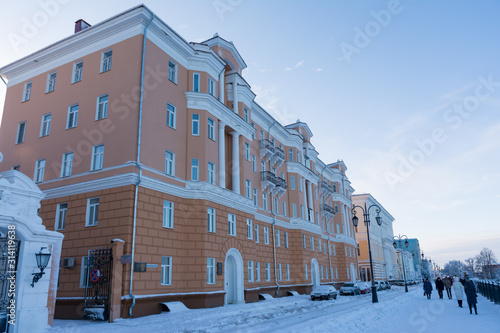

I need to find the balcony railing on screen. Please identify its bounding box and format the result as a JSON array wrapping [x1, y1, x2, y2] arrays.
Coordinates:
[[321, 204, 335, 221], [260, 139, 275, 162], [272, 176, 287, 198], [261, 171, 277, 193], [320, 180, 333, 198], [271, 146, 285, 168]]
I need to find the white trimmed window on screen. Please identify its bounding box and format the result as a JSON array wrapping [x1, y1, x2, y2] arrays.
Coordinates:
[[274, 198, 278, 214], [168, 60, 177, 83], [67, 104, 78, 129], [333, 244, 336, 256], [333, 183, 337, 192], [315, 187, 318, 200], [55, 203, 68, 230], [254, 224, 259, 243], [321, 265, 324, 279], [165, 150, 175, 176], [253, 188, 258, 206], [284, 232, 289, 248], [61, 152, 73, 177], [228, 213, 236, 236], [288, 148, 293, 162], [163, 200, 174, 228], [191, 158, 199, 181], [329, 243, 332, 255], [248, 260, 254, 282], [299, 178, 303, 192], [296, 151, 301, 163], [325, 267, 328, 280], [79, 256, 89, 288], [40, 113, 51, 136], [277, 263, 282, 281], [208, 162, 215, 184], [244, 142, 250, 161], [310, 236, 314, 251], [335, 267, 338, 279], [72, 61, 83, 83], [22, 81, 32, 102], [86, 198, 99, 226], [261, 161, 265, 172], [16, 122, 26, 144], [265, 263, 271, 282], [193, 73, 200, 92], [91, 145, 104, 171], [252, 155, 256, 171], [34, 159, 45, 183], [208, 78, 216, 96], [46, 72, 56, 93], [208, 118, 215, 140], [282, 202, 286, 217], [305, 264, 308, 280], [256, 262, 261, 282], [207, 258, 215, 284], [192, 114, 200, 136], [286, 264, 290, 281], [244, 108, 249, 122], [263, 192, 268, 210], [101, 50, 112, 73], [161, 256, 172, 285], [167, 103, 176, 128], [207, 207, 216, 233], [96, 94, 108, 120], [290, 175, 296, 190], [245, 180, 251, 198], [318, 239, 322, 252], [331, 267, 334, 280], [302, 234, 306, 249], [335, 203, 339, 213], [347, 267, 350, 280], [247, 219, 253, 239], [292, 203, 297, 218], [264, 226, 269, 245], [276, 230, 281, 247]]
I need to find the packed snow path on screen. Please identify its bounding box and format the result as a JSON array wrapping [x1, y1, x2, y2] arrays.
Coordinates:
[[42, 285, 500, 332]]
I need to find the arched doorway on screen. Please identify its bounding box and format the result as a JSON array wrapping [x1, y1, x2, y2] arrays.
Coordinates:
[[224, 248, 244, 305], [350, 263, 357, 281], [311, 258, 320, 288]]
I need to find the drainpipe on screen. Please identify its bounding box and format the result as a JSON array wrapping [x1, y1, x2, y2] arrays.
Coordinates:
[[271, 197, 280, 296], [267, 120, 276, 141], [129, 12, 155, 318], [0, 76, 7, 86]]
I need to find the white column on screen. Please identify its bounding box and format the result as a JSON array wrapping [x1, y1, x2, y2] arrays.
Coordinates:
[[218, 121, 226, 189], [233, 81, 238, 114], [219, 70, 225, 103], [231, 131, 240, 194]]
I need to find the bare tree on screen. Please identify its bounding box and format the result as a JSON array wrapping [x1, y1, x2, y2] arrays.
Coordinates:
[[464, 257, 476, 276], [475, 248, 498, 279], [443, 260, 464, 277]]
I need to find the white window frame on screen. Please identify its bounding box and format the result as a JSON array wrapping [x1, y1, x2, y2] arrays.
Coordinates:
[[163, 200, 174, 228], [193, 72, 200, 92], [91, 145, 104, 171], [335, 267, 338, 279], [228, 213, 236, 236], [246, 218, 253, 240], [40, 113, 51, 137], [207, 258, 215, 284], [166, 103, 176, 129], [282, 201, 286, 217], [192, 114, 200, 136], [101, 50, 113, 73], [46, 71, 56, 93], [72, 61, 83, 83], [61, 152, 73, 177], [277, 263, 282, 281], [252, 155, 256, 172], [34, 159, 45, 183], [79, 256, 89, 288], [191, 158, 199, 181], [292, 203, 297, 218], [290, 176, 296, 190], [254, 224, 259, 243], [286, 264, 290, 281], [208, 78, 216, 96], [299, 178, 303, 192], [256, 262, 261, 282], [22, 81, 32, 102], [67, 104, 78, 129], [265, 263, 271, 282], [85, 197, 99, 227], [253, 188, 258, 206], [310, 236, 314, 251], [207, 207, 216, 233], [208, 162, 215, 184], [248, 260, 254, 282], [165, 150, 175, 176], [276, 229, 281, 247], [168, 60, 177, 83], [264, 226, 269, 245], [315, 187, 318, 200], [274, 198, 279, 214], [263, 192, 268, 210], [96, 94, 109, 120], [302, 234, 306, 249], [244, 142, 250, 161], [321, 265, 324, 279], [244, 108, 249, 122], [318, 239, 322, 252], [161, 256, 172, 285], [208, 118, 215, 140], [300, 205, 304, 219], [305, 264, 308, 281], [16, 121, 26, 144], [55, 203, 68, 230], [284, 232, 289, 248], [245, 180, 251, 198]]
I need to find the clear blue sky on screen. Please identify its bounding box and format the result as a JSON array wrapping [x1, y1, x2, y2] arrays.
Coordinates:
[[1, 0, 499, 267]]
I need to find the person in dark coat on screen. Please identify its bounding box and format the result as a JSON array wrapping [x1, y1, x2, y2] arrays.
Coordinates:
[[443, 276, 452, 299], [435, 277, 445, 299], [464, 277, 478, 314], [423, 278, 433, 299]]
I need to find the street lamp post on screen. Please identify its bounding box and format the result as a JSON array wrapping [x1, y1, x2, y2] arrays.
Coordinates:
[[393, 234, 409, 292], [352, 203, 383, 303]]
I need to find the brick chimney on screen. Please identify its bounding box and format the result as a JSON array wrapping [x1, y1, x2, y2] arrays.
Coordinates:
[[74, 19, 91, 33]]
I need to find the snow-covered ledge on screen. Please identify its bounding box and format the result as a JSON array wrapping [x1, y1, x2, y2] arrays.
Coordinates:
[[0, 165, 64, 333]]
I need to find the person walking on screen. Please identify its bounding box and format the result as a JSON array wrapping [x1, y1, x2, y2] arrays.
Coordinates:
[[435, 277, 445, 299], [452, 276, 464, 308], [423, 278, 433, 299], [464, 277, 478, 315], [444, 276, 452, 299]]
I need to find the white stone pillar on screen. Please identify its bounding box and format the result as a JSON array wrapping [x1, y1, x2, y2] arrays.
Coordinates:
[[233, 81, 238, 114], [219, 70, 225, 103], [218, 121, 226, 188], [231, 131, 240, 194]]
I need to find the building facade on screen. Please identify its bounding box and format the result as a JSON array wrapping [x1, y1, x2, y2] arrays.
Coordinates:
[[0, 5, 358, 319], [353, 194, 396, 282]]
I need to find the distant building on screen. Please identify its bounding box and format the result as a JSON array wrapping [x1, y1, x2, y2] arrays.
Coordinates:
[[394, 238, 422, 280]]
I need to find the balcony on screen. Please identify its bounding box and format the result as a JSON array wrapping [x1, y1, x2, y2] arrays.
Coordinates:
[[261, 171, 277, 193], [321, 204, 335, 220], [272, 176, 287, 198], [320, 180, 333, 199], [271, 146, 285, 169], [260, 139, 275, 162]]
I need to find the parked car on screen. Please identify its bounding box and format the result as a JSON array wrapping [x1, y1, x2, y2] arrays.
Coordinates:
[[310, 285, 338, 301], [394, 280, 405, 286], [374, 281, 385, 291], [357, 281, 371, 294], [339, 282, 361, 295], [385, 281, 391, 289]]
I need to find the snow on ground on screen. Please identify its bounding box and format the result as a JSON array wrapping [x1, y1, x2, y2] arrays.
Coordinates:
[[40, 285, 500, 333]]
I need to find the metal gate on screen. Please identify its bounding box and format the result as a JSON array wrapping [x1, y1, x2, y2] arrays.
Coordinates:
[[0, 236, 20, 333], [83, 247, 112, 321]]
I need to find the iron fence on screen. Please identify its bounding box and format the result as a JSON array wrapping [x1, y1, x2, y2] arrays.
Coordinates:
[[477, 280, 500, 305]]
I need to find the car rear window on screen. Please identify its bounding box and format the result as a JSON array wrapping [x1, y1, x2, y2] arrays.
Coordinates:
[[343, 283, 354, 287]]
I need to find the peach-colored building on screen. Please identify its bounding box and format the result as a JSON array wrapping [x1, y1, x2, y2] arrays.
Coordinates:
[[0, 5, 358, 320]]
